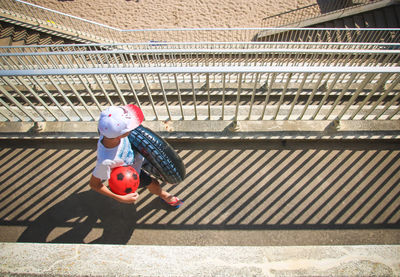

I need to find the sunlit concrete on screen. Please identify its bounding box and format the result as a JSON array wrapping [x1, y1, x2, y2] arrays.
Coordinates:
[[0, 243, 399, 276]]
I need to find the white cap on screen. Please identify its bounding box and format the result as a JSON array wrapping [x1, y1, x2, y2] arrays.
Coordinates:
[[98, 104, 144, 138]]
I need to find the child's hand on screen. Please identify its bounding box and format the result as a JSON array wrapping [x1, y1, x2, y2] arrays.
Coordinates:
[[117, 192, 139, 204]]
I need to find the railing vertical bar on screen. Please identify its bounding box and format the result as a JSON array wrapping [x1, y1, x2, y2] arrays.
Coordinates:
[[234, 73, 243, 122], [337, 73, 375, 120], [174, 73, 185, 120], [0, 85, 34, 121], [350, 73, 390, 120], [171, 51, 176, 67], [247, 72, 260, 120], [52, 53, 65, 69], [126, 74, 143, 109], [46, 54, 60, 69], [386, 53, 399, 65], [0, 97, 19, 121], [142, 53, 150, 67], [87, 53, 98, 68], [373, 76, 400, 120], [17, 76, 61, 121], [312, 73, 339, 120], [120, 50, 129, 65], [157, 73, 171, 119], [261, 73, 273, 120], [206, 73, 211, 119], [94, 75, 113, 106], [0, 56, 14, 70], [97, 53, 106, 68], [221, 73, 226, 120], [7, 51, 22, 69], [369, 30, 380, 44], [298, 74, 324, 120], [47, 75, 84, 121], [387, 100, 400, 120], [78, 75, 102, 111], [103, 53, 113, 68], [14, 54, 29, 70], [273, 73, 292, 120], [84, 52, 96, 68], [287, 72, 308, 120], [3, 49, 19, 69], [30, 55, 46, 70], [2, 76, 46, 120], [383, 30, 392, 43], [190, 73, 198, 120], [31, 75, 73, 120], [63, 75, 96, 120], [141, 73, 159, 120], [127, 53, 135, 67], [112, 53, 120, 67], [324, 73, 357, 120], [74, 53, 88, 69], [109, 74, 127, 105], [33, 53, 51, 70]]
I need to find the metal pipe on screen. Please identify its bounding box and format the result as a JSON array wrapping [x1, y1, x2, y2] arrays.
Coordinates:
[[1, 66, 399, 76]]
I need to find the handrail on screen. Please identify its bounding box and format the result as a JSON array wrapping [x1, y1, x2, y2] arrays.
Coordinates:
[[1, 47, 399, 56], [0, 41, 399, 47], [2, 66, 400, 76], [1, 44, 398, 71]]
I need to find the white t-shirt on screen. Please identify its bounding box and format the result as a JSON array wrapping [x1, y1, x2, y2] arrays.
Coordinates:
[[92, 135, 144, 181]]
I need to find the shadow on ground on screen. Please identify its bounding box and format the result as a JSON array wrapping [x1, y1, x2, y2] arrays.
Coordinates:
[[0, 139, 399, 245], [17, 190, 136, 244]]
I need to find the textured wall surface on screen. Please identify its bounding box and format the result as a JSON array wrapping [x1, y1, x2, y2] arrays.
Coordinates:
[[24, 0, 316, 29]]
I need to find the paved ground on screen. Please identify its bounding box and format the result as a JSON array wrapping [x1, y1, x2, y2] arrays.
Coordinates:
[[0, 138, 399, 246], [1, 243, 399, 276]]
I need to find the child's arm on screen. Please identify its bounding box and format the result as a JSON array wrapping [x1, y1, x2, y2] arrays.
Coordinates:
[[89, 174, 139, 204]]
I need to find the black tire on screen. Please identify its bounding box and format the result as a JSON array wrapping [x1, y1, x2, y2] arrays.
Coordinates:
[[128, 125, 186, 184]]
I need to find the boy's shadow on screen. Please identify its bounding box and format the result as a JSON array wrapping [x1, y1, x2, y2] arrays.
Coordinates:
[[18, 190, 140, 244]]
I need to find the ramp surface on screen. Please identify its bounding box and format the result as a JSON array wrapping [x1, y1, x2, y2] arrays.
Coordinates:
[[0, 139, 399, 246]]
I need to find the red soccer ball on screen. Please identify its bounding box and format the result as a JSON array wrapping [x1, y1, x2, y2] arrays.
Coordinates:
[[108, 165, 140, 195]]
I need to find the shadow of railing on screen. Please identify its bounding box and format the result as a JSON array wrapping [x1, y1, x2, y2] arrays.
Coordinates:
[[0, 138, 399, 245], [262, 0, 384, 27], [135, 139, 400, 230]]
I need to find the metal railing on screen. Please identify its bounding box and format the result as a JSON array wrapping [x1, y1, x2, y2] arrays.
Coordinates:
[[262, 0, 391, 27], [0, 27, 399, 49], [0, 65, 399, 123], [1, 42, 400, 70], [0, 1, 399, 137], [0, 35, 399, 125], [254, 28, 400, 44]]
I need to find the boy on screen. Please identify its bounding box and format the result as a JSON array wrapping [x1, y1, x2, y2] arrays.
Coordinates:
[[89, 104, 183, 207]]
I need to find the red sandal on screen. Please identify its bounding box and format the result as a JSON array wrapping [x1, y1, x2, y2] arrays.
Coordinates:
[[160, 196, 184, 208]]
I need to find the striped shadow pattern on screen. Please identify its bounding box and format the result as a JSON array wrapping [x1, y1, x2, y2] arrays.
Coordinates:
[[0, 139, 399, 244], [136, 140, 400, 230]]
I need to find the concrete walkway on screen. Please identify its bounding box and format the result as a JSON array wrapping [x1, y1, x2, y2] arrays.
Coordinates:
[[0, 138, 399, 276], [1, 139, 399, 245], [0, 243, 399, 276]]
